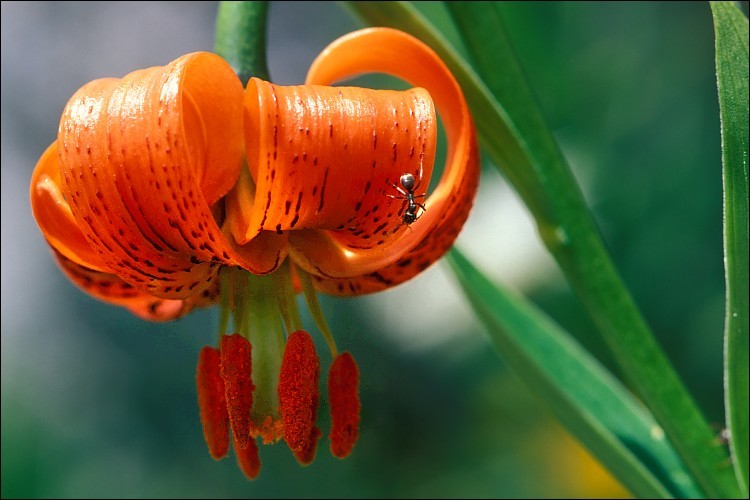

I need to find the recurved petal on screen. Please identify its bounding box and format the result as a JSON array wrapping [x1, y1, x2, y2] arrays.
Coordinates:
[[31, 141, 218, 318], [31, 141, 108, 273], [55, 52, 282, 302], [32, 137, 219, 318], [51, 249, 214, 321], [233, 78, 436, 246], [288, 27, 480, 294], [224, 164, 289, 270]]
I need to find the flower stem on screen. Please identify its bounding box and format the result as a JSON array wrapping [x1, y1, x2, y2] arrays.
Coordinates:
[[214, 1, 271, 84]]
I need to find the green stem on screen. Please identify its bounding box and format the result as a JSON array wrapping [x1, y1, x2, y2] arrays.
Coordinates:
[[345, 2, 738, 497], [215, 1, 270, 84]]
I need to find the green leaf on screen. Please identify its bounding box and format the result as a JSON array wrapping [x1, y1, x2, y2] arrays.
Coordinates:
[[711, 2, 750, 496], [345, 2, 740, 496], [214, 1, 270, 84], [446, 248, 701, 499]]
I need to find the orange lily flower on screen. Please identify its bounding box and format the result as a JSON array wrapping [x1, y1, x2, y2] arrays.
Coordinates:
[[29, 28, 479, 478]]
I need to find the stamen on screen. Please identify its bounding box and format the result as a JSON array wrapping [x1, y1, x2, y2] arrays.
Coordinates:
[[254, 415, 285, 445], [292, 427, 322, 466], [273, 258, 303, 333], [218, 267, 231, 338], [297, 267, 338, 357], [220, 333, 254, 449], [234, 435, 261, 480], [328, 352, 361, 458], [196, 346, 230, 459], [231, 268, 250, 332], [278, 330, 321, 462]]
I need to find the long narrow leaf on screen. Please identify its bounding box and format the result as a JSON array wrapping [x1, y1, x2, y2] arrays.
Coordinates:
[[345, 2, 740, 496], [446, 248, 701, 499], [711, 2, 750, 496]]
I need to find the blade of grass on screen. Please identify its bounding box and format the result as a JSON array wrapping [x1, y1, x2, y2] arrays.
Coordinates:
[[345, 2, 739, 497], [711, 2, 749, 496], [446, 248, 701, 499]]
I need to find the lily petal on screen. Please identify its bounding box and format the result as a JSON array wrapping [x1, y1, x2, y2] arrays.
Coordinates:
[[31, 142, 108, 272], [288, 28, 479, 293], [232, 78, 436, 247], [34, 52, 288, 306], [51, 249, 213, 321]]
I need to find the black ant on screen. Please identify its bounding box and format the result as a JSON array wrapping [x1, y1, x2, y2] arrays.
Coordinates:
[[387, 172, 426, 226]]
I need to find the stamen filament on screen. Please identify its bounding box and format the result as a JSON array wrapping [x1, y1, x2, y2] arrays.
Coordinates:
[[273, 258, 303, 333], [218, 267, 232, 338], [232, 267, 250, 337], [297, 266, 339, 358]]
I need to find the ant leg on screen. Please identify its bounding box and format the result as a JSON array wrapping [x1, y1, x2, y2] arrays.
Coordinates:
[[387, 183, 409, 198], [413, 173, 423, 192], [413, 149, 425, 191], [386, 192, 408, 200]]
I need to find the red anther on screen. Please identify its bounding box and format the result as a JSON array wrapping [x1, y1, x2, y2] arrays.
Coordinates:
[[328, 352, 360, 458], [278, 330, 321, 460], [220, 334, 254, 449], [234, 435, 261, 480], [292, 426, 321, 466], [196, 346, 230, 459]]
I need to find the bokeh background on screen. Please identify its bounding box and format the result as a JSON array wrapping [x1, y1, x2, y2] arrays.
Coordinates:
[[2, 2, 743, 497]]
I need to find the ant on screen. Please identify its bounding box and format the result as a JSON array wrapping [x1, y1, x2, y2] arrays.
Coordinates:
[[387, 171, 426, 226]]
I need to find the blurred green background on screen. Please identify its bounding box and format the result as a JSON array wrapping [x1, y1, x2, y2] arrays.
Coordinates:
[[2, 2, 743, 497]]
